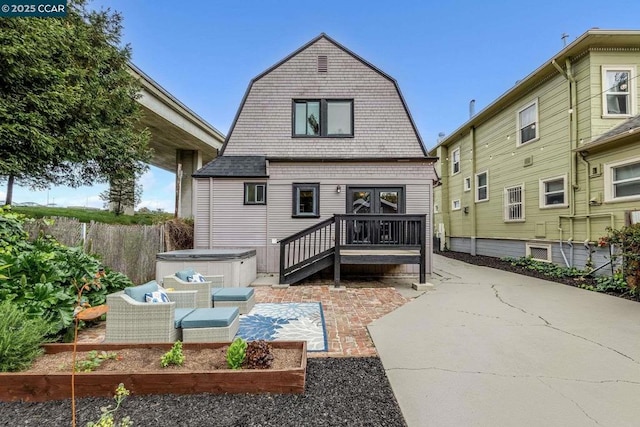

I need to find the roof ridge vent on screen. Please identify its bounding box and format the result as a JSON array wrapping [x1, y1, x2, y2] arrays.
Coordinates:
[[317, 55, 328, 73]]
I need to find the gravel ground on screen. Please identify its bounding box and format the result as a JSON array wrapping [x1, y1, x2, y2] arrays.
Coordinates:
[[0, 357, 406, 427]]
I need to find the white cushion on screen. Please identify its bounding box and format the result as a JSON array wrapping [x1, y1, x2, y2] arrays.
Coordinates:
[[188, 273, 207, 283], [145, 290, 169, 303]]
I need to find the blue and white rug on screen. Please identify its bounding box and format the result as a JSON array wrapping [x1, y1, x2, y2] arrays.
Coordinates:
[[237, 302, 328, 352]]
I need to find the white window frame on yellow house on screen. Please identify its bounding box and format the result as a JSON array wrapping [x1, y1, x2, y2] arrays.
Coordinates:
[[451, 147, 461, 176], [504, 184, 525, 222], [601, 66, 636, 118], [516, 99, 539, 146], [539, 175, 568, 208], [475, 170, 489, 203], [604, 156, 640, 202], [463, 176, 471, 192], [452, 199, 461, 211]]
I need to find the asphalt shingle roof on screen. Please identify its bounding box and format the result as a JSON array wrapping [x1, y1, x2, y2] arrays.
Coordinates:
[[192, 156, 267, 178], [595, 114, 640, 141]]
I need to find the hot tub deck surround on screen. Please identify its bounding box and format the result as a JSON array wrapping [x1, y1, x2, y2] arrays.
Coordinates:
[[78, 284, 412, 357]]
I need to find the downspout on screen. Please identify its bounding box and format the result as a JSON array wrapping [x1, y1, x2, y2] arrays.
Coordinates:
[[566, 58, 579, 219], [578, 152, 592, 240], [470, 127, 477, 256]]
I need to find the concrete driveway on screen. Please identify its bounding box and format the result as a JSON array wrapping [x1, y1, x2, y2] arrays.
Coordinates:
[[369, 254, 640, 427]]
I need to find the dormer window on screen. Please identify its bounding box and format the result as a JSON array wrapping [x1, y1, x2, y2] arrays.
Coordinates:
[[293, 99, 353, 137]]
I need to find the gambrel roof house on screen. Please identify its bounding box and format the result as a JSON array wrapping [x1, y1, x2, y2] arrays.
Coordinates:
[[193, 34, 438, 285], [430, 29, 640, 272]]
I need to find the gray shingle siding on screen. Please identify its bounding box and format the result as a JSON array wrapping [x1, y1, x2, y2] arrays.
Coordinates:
[[194, 156, 267, 178], [222, 36, 427, 159]]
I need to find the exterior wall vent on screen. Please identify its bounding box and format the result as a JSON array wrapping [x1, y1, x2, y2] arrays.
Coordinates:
[[317, 55, 328, 73], [523, 156, 533, 167], [590, 163, 602, 177], [526, 243, 552, 262]]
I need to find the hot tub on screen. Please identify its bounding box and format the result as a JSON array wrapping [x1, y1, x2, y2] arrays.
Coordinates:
[[156, 248, 257, 288]]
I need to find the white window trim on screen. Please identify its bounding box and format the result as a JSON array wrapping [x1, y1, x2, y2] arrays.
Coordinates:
[[451, 147, 461, 176], [516, 99, 539, 146], [463, 176, 471, 192], [504, 183, 525, 222], [475, 170, 489, 203], [526, 243, 552, 262], [601, 65, 636, 118], [452, 199, 461, 211], [604, 156, 640, 203], [539, 175, 568, 208]]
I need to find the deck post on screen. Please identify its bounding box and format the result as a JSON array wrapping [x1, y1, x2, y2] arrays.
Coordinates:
[[419, 215, 426, 283], [279, 240, 286, 285], [334, 215, 341, 287]]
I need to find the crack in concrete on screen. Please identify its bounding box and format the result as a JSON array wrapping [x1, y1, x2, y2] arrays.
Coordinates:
[[537, 377, 601, 425], [385, 366, 640, 385], [491, 285, 639, 365]]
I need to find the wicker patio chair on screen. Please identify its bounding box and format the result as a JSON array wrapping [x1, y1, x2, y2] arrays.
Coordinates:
[[105, 285, 197, 343], [163, 273, 224, 308]]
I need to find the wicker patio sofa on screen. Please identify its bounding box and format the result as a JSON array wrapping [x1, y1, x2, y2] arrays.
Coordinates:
[[162, 270, 224, 308]]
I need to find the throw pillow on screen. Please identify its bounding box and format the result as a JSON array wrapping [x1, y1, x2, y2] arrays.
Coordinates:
[[188, 273, 207, 283], [145, 290, 170, 303]]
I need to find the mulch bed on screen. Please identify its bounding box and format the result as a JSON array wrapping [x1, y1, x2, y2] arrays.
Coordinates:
[[437, 250, 638, 302]]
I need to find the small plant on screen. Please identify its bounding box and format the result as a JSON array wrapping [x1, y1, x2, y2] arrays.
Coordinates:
[[0, 300, 52, 372], [226, 337, 247, 370], [245, 340, 274, 369], [75, 351, 119, 372], [86, 383, 132, 427], [161, 341, 185, 367]]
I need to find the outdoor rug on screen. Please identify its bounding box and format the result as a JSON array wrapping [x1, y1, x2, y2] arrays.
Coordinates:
[[237, 302, 328, 352]]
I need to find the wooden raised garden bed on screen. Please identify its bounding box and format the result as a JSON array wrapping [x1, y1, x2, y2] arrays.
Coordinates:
[[0, 341, 307, 401]]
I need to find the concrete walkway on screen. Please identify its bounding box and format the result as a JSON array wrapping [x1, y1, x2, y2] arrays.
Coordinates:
[[369, 254, 640, 427]]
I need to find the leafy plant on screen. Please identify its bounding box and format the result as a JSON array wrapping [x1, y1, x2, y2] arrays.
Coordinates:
[[0, 300, 53, 372], [226, 337, 247, 370], [0, 207, 133, 340], [86, 383, 133, 427], [160, 341, 185, 367], [75, 350, 119, 372], [600, 224, 640, 297], [245, 340, 274, 369]]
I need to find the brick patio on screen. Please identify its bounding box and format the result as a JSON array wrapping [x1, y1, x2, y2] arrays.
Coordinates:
[[78, 284, 411, 357]]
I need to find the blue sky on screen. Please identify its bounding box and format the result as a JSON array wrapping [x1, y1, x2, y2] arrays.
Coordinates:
[[7, 0, 640, 211]]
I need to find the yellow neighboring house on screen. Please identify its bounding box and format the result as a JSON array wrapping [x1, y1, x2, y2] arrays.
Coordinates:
[[430, 29, 640, 271]]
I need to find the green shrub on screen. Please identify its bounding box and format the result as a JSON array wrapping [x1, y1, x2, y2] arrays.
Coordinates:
[[0, 300, 53, 372], [86, 383, 132, 427], [226, 337, 247, 370], [75, 350, 119, 372], [160, 341, 185, 367], [601, 224, 640, 297], [0, 207, 133, 340]]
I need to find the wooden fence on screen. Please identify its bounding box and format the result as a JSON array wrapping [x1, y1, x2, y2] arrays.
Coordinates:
[[24, 218, 164, 284]]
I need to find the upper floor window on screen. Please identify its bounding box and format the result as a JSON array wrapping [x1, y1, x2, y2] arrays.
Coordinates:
[[517, 100, 538, 145], [504, 184, 524, 222], [292, 183, 320, 217], [451, 148, 460, 175], [602, 66, 635, 117], [475, 171, 489, 202], [293, 99, 353, 137], [604, 157, 640, 202], [463, 176, 471, 192], [539, 175, 567, 208], [244, 183, 266, 205]]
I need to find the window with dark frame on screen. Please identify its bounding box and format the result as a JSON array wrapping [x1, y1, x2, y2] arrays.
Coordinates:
[[292, 183, 320, 217], [293, 99, 353, 137], [244, 183, 266, 205]]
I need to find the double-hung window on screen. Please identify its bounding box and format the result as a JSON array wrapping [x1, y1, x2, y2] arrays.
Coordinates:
[[475, 171, 489, 202], [504, 184, 524, 221], [292, 183, 320, 217], [517, 100, 538, 145], [604, 158, 640, 202], [244, 183, 266, 205], [451, 148, 460, 175], [293, 99, 353, 137], [539, 176, 567, 208], [602, 66, 635, 116]]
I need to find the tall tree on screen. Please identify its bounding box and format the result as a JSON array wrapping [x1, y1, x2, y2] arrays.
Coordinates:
[[0, 0, 150, 205], [99, 172, 142, 215]]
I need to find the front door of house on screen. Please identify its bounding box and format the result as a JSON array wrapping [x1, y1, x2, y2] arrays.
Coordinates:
[[346, 187, 404, 243]]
